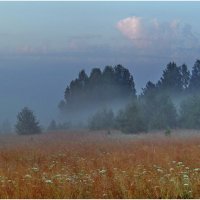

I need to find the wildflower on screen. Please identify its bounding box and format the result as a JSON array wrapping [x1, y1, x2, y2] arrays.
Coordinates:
[[32, 167, 39, 172], [66, 177, 72, 182], [169, 178, 175, 183], [172, 161, 176, 164], [184, 183, 189, 187], [54, 174, 61, 178], [170, 168, 174, 172], [193, 168, 200, 172], [185, 167, 190, 170], [164, 174, 170, 177], [24, 174, 32, 179], [183, 174, 189, 180], [177, 162, 183, 165], [99, 169, 107, 174], [45, 179, 53, 184], [49, 164, 55, 169], [157, 169, 163, 173]]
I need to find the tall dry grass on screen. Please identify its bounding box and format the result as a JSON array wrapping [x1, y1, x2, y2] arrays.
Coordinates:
[[0, 130, 199, 198]]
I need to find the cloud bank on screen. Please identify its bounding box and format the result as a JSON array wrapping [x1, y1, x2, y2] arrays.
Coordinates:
[[117, 16, 199, 53]]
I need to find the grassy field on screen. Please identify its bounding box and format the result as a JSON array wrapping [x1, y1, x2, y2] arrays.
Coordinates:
[[0, 130, 199, 198]]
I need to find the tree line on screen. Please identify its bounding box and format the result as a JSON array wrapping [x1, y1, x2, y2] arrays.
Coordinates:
[[15, 60, 200, 134], [58, 65, 136, 117], [88, 60, 200, 133]]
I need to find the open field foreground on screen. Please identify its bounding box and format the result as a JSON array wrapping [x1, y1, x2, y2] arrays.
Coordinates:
[[0, 130, 199, 198]]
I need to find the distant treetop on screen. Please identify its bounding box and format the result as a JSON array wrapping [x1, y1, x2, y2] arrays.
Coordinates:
[[59, 65, 136, 117]]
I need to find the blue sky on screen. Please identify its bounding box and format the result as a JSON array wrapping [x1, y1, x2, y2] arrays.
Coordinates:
[[0, 2, 200, 127], [1, 2, 200, 54]]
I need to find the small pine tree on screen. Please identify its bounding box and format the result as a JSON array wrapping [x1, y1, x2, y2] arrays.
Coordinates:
[[115, 100, 147, 134], [164, 127, 171, 136], [15, 107, 41, 135]]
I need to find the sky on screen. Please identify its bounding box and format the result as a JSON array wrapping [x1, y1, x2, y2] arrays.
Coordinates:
[[0, 2, 200, 127]]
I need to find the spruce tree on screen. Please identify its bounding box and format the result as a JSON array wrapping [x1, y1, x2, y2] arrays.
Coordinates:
[[15, 107, 41, 135]]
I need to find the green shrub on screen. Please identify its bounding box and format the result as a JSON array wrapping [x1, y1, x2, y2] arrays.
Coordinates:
[[88, 108, 114, 130], [179, 95, 200, 129], [115, 100, 147, 134], [164, 127, 171, 136]]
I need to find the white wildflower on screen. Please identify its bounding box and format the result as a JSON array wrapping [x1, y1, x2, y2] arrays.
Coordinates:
[[32, 167, 39, 172], [49, 164, 55, 169], [183, 174, 189, 180], [24, 174, 32, 178], [66, 177, 72, 182], [142, 171, 146, 175], [170, 168, 174, 172], [99, 169, 107, 174], [185, 167, 190, 170], [157, 169, 163, 173], [45, 179, 53, 184]]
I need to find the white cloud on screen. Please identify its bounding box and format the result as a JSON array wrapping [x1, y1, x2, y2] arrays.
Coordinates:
[[116, 16, 199, 53], [117, 16, 148, 48], [117, 16, 142, 40]]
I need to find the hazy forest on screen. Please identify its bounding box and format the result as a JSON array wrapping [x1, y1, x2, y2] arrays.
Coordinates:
[[53, 60, 200, 134], [1, 59, 200, 135]]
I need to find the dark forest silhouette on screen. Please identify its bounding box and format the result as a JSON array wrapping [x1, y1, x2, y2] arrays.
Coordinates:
[[59, 65, 136, 112], [56, 60, 200, 133]]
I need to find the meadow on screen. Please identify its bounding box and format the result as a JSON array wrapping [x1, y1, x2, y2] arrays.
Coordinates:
[[0, 130, 199, 198]]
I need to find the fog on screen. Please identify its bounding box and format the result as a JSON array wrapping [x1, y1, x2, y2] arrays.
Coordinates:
[[0, 57, 164, 132], [0, 58, 81, 128], [0, 55, 197, 134]]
